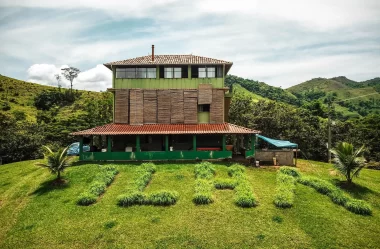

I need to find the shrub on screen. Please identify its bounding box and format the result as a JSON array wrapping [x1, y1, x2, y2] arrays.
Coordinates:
[[117, 192, 146, 206], [234, 181, 257, 207], [193, 179, 214, 204], [194, 161, 215, 180], [214, 178, 237, 189], [329, 189, 349, 205], [298, 176, 335, 195], [274, 186, 294, 208], [279, 166, 301, 178], [228, 164, 246, 177], [89, 181, 106, 196], [141, 162, 156, 173], [77, 192, 97, 206], [147, 191, 179, 206], [344, 199, 372, 215]]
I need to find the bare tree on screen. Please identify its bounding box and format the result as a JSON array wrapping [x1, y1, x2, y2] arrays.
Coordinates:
[[61, 67, 80, 92], [54, 74, 62, 89]]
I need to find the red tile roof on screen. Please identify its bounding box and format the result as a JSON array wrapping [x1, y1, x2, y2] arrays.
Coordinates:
[[71, 123, 259, 136], [104, 54, 232, 69]]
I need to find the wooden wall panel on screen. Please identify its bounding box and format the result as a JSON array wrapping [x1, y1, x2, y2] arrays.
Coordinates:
[[198, 84, 212, 104], [114, 89, 129, 123], [143, 90, 157, 124], [184, 90, 198, 124], [210, 89, 224, 124], [157, 90, 171, 124], [170, 89, 184, 123], [129, 89, 144, 125]]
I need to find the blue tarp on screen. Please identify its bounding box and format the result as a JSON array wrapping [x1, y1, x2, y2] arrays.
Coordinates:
[[256, 134, 298, 148]]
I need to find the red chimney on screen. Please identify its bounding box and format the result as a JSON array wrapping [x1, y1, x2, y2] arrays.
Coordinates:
[[152, 45, 155, 61]]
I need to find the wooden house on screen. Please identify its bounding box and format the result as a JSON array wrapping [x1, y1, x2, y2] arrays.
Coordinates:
[[71, 45, 259, 161]]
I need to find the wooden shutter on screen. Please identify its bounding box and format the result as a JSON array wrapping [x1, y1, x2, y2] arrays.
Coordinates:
[[157, 90, 171, 123], [184, 90, 198, 124], [198, 84, 212, 104], [210, 89, 224, 123], [129, 89, 143, 125], [114, 89, 129, 123], [170, 89, 184, 123], [143, 90, 157, 124]]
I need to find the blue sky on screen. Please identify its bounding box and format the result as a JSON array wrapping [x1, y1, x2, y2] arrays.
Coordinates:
[[0, 0, 379, 91]]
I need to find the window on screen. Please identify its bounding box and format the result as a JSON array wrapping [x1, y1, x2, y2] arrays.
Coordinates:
[[116, 68, 156, 78], [207, 67, 215, 78], [198, 67, 215, 78], [147, 68, 156, 78], [198, 104, 210, 112], [125, 68, 136, 78], [164, 67, 182, 78]]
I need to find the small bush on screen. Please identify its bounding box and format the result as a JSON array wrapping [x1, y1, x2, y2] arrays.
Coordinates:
[[89, 181, 106, 196], [328, 189, 349, 205], [279, 166, 301, 178], [274, 186, 294, 208], [77, 192, 97, 206], [214, 178, 237, 189], [234, 181, 257, 207], [194, 161, 215, 180], [193, 179, 214, 204], [344, 199, 372, 215], [117, 192, 146, 206], [141, 163, 156, 173], [228, 164, 246, 177], [298, 177, 336, 195], [272, 215, 283, 223], [147, 191, 179, 206]]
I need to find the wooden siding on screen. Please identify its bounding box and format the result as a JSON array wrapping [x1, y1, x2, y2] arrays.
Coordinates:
[[157, 90, 171, 124], [198, 84, 212, 104], [129, 89, 144, 125], [210, 89, 224, 123], [184, 90, 198, 124], [143, 90, 157, 124], [170, 90, 184, 123], [114, 89, 129, 123]]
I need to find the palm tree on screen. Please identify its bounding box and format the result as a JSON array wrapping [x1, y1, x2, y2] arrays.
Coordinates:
[[35, 146, 75, 181], [330, 142, 366, 184]]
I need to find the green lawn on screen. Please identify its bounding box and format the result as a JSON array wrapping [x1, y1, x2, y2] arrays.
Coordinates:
[[0, 160, 379, 249]]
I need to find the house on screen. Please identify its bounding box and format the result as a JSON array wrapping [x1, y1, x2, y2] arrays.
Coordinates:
[[71, 45, 259, 161]]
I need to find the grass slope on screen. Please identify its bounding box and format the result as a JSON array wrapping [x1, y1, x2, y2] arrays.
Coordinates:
[[0, 75, 103, 122], [1, 160, 379, 248]]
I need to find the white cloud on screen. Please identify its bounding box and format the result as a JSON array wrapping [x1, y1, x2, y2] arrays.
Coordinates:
[[27, 64, 112, 91]]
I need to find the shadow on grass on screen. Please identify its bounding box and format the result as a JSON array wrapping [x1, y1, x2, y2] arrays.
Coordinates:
[[31, 178, 70, 196], [332, 179, 380, 199]]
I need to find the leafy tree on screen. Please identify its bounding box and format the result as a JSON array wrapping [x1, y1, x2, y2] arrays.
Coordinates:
[[330, 142, 366, 184], [61, 67, 80, 92], [54, 74, 62, 89], [35, 146, 75, 181]]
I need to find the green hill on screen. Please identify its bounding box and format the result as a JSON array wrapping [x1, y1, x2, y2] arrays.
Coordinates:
[[1, 159, 379, 248], [287, 76, 380, 117]]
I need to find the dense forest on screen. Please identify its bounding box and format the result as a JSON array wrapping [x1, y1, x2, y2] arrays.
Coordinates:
[[1, 74, 379, 164]]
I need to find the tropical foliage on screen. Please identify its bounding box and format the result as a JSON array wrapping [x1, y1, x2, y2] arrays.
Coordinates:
[[330, 142, 366, 184]]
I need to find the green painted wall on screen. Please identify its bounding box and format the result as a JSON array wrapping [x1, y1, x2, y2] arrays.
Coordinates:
[[80, 150, 232, 161], [114, 78, 224, 89], [198, 112, 210, 123]]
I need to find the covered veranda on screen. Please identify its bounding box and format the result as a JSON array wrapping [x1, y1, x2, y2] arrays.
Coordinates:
[[71, 123, 260, 161]]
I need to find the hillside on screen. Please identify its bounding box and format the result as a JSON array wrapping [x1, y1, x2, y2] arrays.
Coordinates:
[[287, 76, 380, 117], [0, 159, 379, 248]]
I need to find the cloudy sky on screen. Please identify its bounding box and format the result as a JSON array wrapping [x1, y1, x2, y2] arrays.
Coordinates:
[[0, 0, 379, 91]]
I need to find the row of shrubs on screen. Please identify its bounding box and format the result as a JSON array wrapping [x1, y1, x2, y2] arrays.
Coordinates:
[[279, 166, 372, 215], [228, 164, 257, 208], [77, 165, 119, 206], [273, 167, 298, 208], [298, 176, 372, 215], [117, 163, 179, 206], [193, 162, 216, 204]]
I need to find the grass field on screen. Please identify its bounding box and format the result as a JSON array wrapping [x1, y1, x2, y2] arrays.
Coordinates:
[[0, 159, 379, 249]]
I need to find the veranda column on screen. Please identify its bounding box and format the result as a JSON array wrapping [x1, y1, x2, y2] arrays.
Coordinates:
[[165, 135, 169, 152], [79, 136, 83, 160], [222, 135, 226, 151], [107, 136, 112, 152], [193, 135, 197, 151], [136, 135, 140, 152]]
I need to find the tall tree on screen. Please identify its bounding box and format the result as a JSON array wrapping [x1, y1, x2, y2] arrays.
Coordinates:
[[61, 67, 80, 92], [54, 74, 62, 89]]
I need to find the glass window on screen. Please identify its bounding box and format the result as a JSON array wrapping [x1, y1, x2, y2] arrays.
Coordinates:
[[198, 104, 210, 112], [116, 68, 126, 78], [207, 67, 215, 78], [164, 67, 173, 78], [147, 68, 156, 78], [125, 68, 136, 78], [199, 67, 206, 78], [136, 68, 147, 78], [174, 68, 182, 78]]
